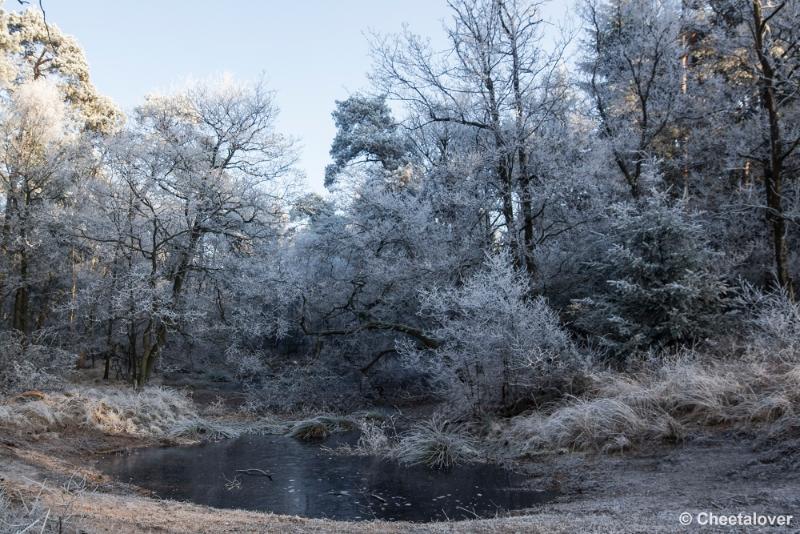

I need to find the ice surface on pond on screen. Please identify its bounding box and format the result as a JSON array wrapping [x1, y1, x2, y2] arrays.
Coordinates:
[[97, 433, 555, 522]]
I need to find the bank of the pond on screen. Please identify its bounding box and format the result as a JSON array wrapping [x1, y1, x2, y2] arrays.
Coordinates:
[[2, 430, 799, 533]]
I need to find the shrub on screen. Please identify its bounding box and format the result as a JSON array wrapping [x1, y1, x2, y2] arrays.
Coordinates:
[[243, 364, 365, 413], [0, 486, 45, 534], [0, 488, 11, 527], [224, 346, 266, 381], [0, 331, 74, 395], [736, 284, 800, 362], [323, 418, 395, 456], [0, 476, 91, 533], [355, 419, 391, 453]]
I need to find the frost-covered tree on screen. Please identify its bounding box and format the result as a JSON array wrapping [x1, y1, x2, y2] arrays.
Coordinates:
[[294, 175, 467, 359], [0, 5, 118, 337], [324, 94, 409, 187], [0, 79, 87, 335], [78, 77, 299, 384], [571, 192, 729, 357], [722, 0, 800, 295], [404, 253, 579, 412], [371, 0, 571, 276], [0, 7, 121, 133], [580, 0, 683, 199]]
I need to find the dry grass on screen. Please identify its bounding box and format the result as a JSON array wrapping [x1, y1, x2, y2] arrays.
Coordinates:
[[0, 386, 306, 444], [512, 398, 683, 454], [287, 415, 356, 440], [323, 418, 396, 457], [503, 359, 800, 455], [0, 474, 92, 534], [324, 414, 479, 469], [393, 416, 479, 469], [499, 290, 800, 455], [168, 419, 243, 441], [0, 387, 198, 438]]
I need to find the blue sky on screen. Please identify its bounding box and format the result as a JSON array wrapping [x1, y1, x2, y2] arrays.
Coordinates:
[[19, 1, 569, 193]]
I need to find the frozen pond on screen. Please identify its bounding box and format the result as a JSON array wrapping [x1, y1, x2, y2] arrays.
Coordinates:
[[97, 433, 555, 522]]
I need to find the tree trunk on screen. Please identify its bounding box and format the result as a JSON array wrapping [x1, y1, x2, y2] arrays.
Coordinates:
[[12, 250, 28, 334], [752, 0, 795, 296], [498, 0, 536, 278], [137, 321, 167, 387]]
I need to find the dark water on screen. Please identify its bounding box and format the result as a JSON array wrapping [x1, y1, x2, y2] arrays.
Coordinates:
[[96, 433, 554, 522]]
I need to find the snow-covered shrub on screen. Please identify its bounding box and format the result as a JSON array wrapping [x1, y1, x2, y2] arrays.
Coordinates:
[[0, 332, 74, 395], [326, 417, 395, 456], [405, 253, 582, 412], [736, 284, 800, 362], [243, 363, 365, 413], [570, 193, 729, 358], [0, 475, 92, 534], [354, 419, 392, 453], [224, 346, 266, 381]]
